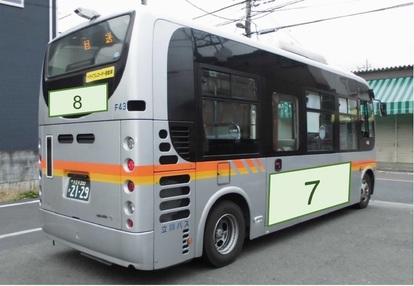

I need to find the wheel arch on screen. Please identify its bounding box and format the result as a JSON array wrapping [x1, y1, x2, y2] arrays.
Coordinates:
[[361, 168, 375, 195], [194, 187, 252, 258]]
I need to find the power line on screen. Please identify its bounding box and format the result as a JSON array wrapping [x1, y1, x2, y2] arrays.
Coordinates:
[[256, 0, 380, 12], [186, 0, 246, 21], [249, 0, 305, 21], [216, 0, 305, 27], [191, 0, 275, 21], [192, 0, 247, 20], [251, 0, 304, 15], [253, 2, 413, 35], [58, 13, 72, 20]]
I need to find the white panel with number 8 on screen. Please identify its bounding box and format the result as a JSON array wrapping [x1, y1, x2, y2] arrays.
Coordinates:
[[48, 84, 108, 117]]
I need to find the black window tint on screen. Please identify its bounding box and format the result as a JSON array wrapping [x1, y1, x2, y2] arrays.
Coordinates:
[[47, 14, 131, 77], [201, 68, 259, 156], [339, 98, 358, 150], [272, 92, 299, 152]]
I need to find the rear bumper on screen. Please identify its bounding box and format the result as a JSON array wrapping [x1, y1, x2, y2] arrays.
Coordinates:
[[39, 208, 154, 270]]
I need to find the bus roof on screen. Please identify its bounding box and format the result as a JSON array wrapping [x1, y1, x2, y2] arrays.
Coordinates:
[[56, 4, 368, 88]]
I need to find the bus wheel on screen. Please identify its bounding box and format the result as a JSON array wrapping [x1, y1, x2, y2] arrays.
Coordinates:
[[203, 200, 245, 267], [356, 174, 372, 209]]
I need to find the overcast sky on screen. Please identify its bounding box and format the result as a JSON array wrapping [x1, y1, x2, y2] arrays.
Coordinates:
[[57, 0, 413, 71]]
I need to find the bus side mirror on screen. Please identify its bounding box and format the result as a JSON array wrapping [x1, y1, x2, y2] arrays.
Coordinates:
[[379, 102, 387, 117]]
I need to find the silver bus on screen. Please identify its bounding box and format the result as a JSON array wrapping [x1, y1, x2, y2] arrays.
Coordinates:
[[39, 4, 381, 270]]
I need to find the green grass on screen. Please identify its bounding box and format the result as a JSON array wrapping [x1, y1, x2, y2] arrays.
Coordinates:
[[0, 190, 39, 202], [15, 190, 39, 201]]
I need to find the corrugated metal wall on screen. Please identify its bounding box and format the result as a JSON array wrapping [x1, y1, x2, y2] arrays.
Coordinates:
[[376, 114, 413, 164]]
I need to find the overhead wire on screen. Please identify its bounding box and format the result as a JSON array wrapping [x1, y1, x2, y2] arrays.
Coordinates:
[[274, 0, 408, 12], [186, 0, 246, 21], [194, 0, 412, 35], [192, 0, 247, 20], [248, 0, 305, 21], [215, 0, 305, 27], [254, 2, 413, 35]]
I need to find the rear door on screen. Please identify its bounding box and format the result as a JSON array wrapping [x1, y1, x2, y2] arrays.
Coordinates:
[[266, 90, 350, 227]]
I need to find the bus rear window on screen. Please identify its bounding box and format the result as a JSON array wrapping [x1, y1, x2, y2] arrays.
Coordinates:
[[47, 14, 131, 77]]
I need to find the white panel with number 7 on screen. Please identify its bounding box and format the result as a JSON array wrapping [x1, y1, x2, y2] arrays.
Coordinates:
[[267, 162, 351, 226]]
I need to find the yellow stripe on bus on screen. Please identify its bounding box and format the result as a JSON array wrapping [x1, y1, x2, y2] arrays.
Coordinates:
[[40, 158, 375, 185]]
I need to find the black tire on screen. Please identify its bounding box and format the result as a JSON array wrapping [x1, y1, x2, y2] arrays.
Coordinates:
[[203, 200, 245, 267], [355, 174, 372, 209]]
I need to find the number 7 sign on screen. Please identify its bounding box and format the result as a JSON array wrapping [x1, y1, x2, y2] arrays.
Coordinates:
[[267, 162, 351, 226]]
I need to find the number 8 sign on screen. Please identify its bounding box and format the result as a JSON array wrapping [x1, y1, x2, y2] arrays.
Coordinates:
[[48, 83, 108, 117], [73, 95, 83, 110]]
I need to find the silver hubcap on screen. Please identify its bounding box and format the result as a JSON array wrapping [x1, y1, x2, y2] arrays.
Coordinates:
[[360, 179, 370, 202], [214, 214, 239, 255]]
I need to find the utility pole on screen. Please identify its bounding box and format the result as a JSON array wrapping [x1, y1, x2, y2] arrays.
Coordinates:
[[357, 59, 371, 71], [245, 0, 252, 37]]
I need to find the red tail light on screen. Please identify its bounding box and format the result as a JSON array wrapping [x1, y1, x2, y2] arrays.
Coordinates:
[[127, 180, 135, 192], [127, 219, 134, 228], [127, 159, 135, 171]]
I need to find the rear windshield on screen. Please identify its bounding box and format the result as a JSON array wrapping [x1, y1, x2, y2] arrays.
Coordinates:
[[47, 14, 131, 77]]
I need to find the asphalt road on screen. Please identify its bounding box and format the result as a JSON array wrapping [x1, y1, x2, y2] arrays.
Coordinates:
[[0, 171, 412, 284], [374, 171, 413, 204]]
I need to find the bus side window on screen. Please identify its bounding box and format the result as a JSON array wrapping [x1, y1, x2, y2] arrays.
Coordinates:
[[306, 91, 335, 152], [272, 92, 299, 152], [339, 98, 358, 150], [201, 68, 259, 156], [360, 101, 375, 138]]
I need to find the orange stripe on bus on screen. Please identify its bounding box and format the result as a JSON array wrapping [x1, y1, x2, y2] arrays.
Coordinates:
[[53, 160, 121, 175], [154, 162, 195, 173], [232, 159, 249, 175], [351, 159, 377, 171], [41, 160, 155, 185], [254, 158, 265, 172], [41, 158, 376, 186], [196, 161, 221, 179], [246, 159, 258, 173]]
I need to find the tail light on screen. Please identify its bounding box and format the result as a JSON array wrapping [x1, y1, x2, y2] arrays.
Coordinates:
[[127, 180, 135, 192], [127, 219, 134, 228], [124, 136, 136, 230], [127, 159, 135, 171]]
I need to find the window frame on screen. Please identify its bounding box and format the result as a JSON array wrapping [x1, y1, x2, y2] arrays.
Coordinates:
[[46, 13, 132, 78], [198, 64, 260, 158], [271, 92, 300, 152], [305, 90, 336, 153], [0, 0, 23, 8], [338, 97, 358, 151]]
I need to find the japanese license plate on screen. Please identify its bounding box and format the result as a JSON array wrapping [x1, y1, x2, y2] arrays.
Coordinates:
[[66, 175, 90, 201]]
